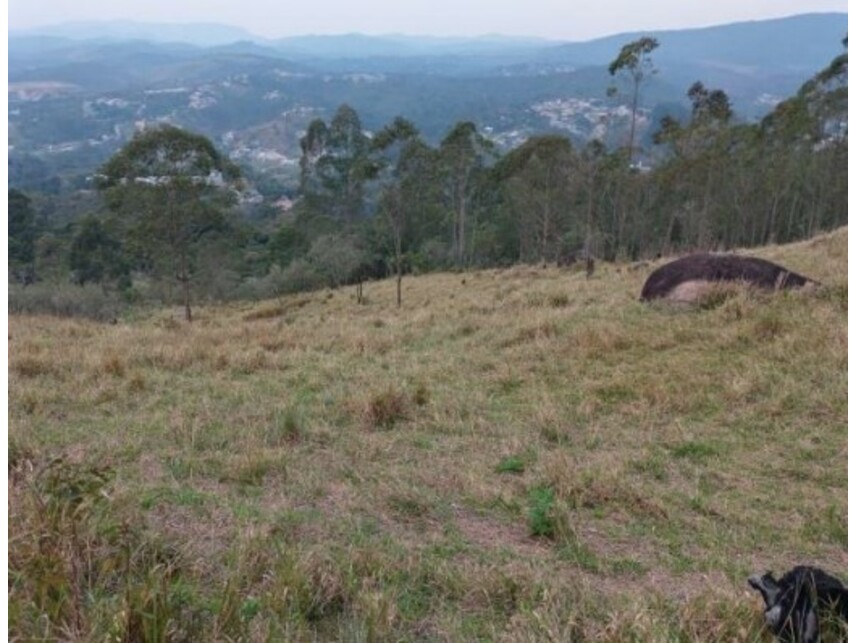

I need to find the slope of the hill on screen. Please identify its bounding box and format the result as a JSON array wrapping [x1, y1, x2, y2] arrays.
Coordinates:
[[8, 227, 847, 640]]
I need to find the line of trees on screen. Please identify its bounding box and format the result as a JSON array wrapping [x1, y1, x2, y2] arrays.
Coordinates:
[[8, 39, 847, 318]]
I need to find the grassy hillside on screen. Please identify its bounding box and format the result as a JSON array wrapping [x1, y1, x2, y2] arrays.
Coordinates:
[[9, 228, 847, 641]]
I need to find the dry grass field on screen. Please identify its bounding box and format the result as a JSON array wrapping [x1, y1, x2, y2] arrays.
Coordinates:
[[8, 228, 847, 641]]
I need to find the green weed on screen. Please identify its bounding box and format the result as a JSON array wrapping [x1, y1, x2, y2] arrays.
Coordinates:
[[528, 486, 557, 538], [496, 455, 526, 474]]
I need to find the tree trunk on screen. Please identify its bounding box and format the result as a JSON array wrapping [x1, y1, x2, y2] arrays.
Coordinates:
[[540, 170, 551, 267], [393, 207, 404, 308], [184, 278, 192, 322], [457, 196, 467, 266], [586, 176, 595, 257], [395, 241, 403, 308], [179, 249, 192, 322], [628, 76, 641, 166]]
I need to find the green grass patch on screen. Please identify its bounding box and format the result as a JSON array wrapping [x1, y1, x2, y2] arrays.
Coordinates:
[[495, 454, 527, 474], [668, 440, 720, 462]]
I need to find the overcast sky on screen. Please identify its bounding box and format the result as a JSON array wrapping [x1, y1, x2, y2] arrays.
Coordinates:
[[8, 0, 849, 40]]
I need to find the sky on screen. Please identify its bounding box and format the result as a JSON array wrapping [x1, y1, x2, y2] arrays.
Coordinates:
[[7, 0, 849, 40]]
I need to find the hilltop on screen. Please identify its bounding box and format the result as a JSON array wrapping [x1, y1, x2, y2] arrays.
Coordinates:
[[9, 227, 847, 640]]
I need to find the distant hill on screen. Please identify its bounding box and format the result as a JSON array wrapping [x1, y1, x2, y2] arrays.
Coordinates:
[[8, 12, 848, 192], [15, 13, 844, 66], [269, 33, 560, 58], [11, 20, 259, 47], [538, 13, 846, 71], [526, 13, 847, 118]]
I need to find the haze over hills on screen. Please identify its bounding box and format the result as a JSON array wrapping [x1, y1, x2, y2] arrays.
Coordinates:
[[8, 12, 847, 194], [10, 20, 261, 47], [11, 13, 844, 65]]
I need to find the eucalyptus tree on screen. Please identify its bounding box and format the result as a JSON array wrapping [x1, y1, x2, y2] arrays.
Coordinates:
[[651, 82, 735, 249], [97, 124, 241, 321], [299, 104, 372, 223], [370, 117, 425, 307], [493, 136, 576, 265], [574, 140, 610, 261], [437, 122, 495, 267], [607, 36, 660, 165]]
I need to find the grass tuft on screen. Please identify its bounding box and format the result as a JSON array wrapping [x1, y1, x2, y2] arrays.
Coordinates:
[[496, 454, 527, 474], [12, 356, 55, 378], [362, 388, 411, 430], [102, 353, 126, 377], [268, 408, 304, 445]]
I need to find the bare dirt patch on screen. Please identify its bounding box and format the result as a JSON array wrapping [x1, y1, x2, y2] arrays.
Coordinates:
[[453, 507, 551, 558]]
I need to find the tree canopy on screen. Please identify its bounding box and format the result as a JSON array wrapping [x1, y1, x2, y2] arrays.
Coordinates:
[[97, 125, 242, 321]]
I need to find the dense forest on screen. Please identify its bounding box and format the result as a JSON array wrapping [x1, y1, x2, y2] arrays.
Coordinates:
[[8, 39, 847, 320]]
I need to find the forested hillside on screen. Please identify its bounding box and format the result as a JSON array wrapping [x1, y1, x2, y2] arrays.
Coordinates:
[[8, 28, 847, 319]]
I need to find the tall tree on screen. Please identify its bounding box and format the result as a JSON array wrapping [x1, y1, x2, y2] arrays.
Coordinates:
[[608, 37, 660, 165], [573, 140, 610, 262], [328, 105, 371, 222], [299, 118, 330, 210], [299, 104, 371, 223], [371, 117, 422, 307], [651, 82, 735, 249], [494, 136, 576, 265], [97, 125, 241, 321], [437, 122, 495, 267]]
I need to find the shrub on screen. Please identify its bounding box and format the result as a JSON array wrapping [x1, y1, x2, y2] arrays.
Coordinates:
[[306, 234, 366, 288], [282, 259, 326, 294], [9, 282, 125, 321]]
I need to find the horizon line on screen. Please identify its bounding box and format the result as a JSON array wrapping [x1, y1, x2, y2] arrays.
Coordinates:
[[8, 10, 847, 45]]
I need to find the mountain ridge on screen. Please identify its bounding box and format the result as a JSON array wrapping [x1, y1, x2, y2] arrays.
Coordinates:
[[8, 12, 848, 193], [11, 12, 845, 56]]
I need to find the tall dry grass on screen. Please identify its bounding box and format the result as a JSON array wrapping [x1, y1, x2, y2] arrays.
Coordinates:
[[9, 228, 847, 640]]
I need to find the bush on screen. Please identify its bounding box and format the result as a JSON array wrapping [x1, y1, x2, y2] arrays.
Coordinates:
[[282, 259, 326, 294], [306, 234, 365, 287], [9, 282, 125, 321], [235, 261, 326, 302]]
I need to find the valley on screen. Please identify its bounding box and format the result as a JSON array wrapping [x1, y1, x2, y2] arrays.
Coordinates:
[[8, 13, 847, 194]]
